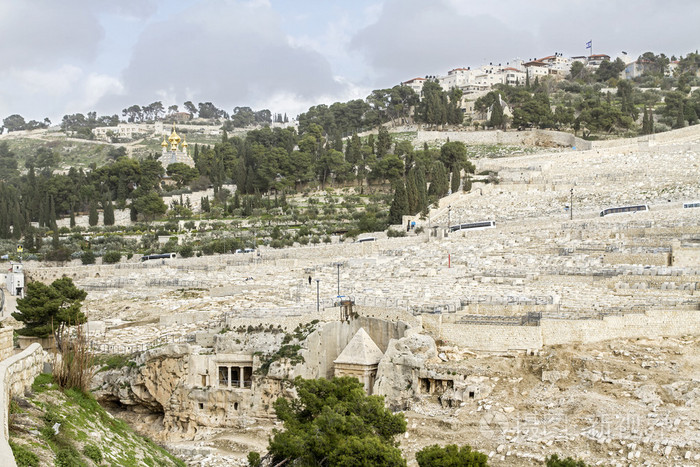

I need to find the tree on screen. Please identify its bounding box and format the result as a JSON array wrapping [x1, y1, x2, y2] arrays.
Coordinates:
[[2, 114, 27, 132], [489, 97, 505, 129], [166, 162, 199, 188], [415, 444, 488, 467], [103, 199, 115, 226], [265, 377, 406, 467], [389, 181, 409, 224], [88, 200, 99, 226], [183, 101, 197, 117], [439, 141, 467, 171], [133, 191, 167, 221], [450, 167, 460, 193], [13, 278, 87, 340]]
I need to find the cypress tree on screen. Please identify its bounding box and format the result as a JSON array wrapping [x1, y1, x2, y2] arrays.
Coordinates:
[[451, 167, 460, 194], [69, 205, 76, 228], [415, 168, 428, 213], [88, 200, 99, 226], [649, 107, 654, 133], [641, 108, 649, 135], [463, 174, 472, 192], [489, 98, 504, 129], [48, 196, 57, 231], [388, 181, 408, 225], [103, 199, 115, 226], [406, 171, 419, 214]]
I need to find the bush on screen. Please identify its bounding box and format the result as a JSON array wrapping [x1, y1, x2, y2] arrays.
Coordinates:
[[80, 250, 96, 265], [546, 454, 589, 466], [416, 444, 487, 467], [45, 248, 72, 262], [179, 244, 194, 258], [9, 441, 39, 467], [83, 444, 103, 463], [55, 446, 86, 467], [102, 251, 122, 264], [387, 229, 406, 238]]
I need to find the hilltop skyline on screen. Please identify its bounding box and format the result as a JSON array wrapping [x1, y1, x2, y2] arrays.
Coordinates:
[[1, 0, 699, 123]]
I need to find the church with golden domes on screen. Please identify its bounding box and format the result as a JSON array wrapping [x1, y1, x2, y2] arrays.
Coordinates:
[[158, 124, 195, 168]]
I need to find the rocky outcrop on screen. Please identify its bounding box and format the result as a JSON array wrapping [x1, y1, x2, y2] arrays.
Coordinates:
[[373, 333, 438, 407], [93, 344, 192, 436]]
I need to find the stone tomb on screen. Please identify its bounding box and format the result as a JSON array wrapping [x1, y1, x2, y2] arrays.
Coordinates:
[[333, 328, 383, 394]]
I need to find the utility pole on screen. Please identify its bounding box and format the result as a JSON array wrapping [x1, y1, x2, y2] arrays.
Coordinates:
[[570, 188, 574, 220], [336, 263, 341, 296], [316, 279, 320, 313]]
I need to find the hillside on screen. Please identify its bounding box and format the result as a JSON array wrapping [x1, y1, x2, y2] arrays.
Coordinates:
[[8, 373, 185, 467]]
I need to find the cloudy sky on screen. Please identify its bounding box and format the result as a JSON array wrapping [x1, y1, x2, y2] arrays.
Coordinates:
[[1, 0, 699, 123]]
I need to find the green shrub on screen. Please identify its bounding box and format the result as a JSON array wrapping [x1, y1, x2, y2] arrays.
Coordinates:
[[55, 446, 86, 467], [179, 244, 194, 258], [102, 251, 122, 264], [83, 444, 103, 463], [9, 441, 39, 467], [387, 229, 406, 238], [80, 250, 96, 265]]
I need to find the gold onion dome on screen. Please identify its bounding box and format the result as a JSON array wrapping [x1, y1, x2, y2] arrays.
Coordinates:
[[161, 137, 168, 148], [168, 124, 181, 144], [182, 137, 188, 148]]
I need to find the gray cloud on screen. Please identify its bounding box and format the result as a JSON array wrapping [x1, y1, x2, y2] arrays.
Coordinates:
[[111, 0, 344, 113], [350, 0, 537, 84], [0, 2, 104, 72], [351, 0, 700, 87]]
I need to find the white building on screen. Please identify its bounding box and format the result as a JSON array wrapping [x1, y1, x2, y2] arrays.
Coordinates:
[[158, 125, 195, 168], [6, 263, 24, 297], [402, 77, 427, 96], [92, 123, 149, 141]]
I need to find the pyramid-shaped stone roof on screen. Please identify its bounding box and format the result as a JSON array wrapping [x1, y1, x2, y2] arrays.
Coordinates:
[[334, 328, 383, 366]]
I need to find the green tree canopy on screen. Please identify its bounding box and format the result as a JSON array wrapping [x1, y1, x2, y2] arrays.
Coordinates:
[[13, 278, 87, 339], [265, 376, 407, 467]]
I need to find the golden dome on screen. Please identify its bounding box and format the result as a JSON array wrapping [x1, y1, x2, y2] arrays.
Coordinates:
[[161, 137, 168, 148], [181, 136, 188, 148], [168, 124, 181, 143]]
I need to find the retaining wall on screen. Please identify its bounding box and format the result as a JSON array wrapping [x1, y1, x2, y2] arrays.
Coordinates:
[[0, 329, 13, 362], [420, 308, 700, 352], [0, 343, 45, 467], [413, 129, 591, 150]]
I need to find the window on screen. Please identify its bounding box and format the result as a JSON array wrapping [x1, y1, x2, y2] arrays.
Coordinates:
[[198, 403, 204, 410]]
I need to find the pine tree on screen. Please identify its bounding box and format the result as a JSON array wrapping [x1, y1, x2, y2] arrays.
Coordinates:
[[388, 181, 408, 225], [88, 200, 99, 226]]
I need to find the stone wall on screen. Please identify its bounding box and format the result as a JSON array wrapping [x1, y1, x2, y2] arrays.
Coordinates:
[[0, 343, 45, 467], [412, 129, 591, 150], [420, 308, 700, 352], [0, 329, 13, 362]]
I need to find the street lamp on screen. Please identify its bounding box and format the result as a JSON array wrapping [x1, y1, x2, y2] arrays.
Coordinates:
[[316, 279, 320, 313]]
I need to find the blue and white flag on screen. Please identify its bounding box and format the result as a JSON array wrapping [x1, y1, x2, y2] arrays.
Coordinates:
[[585, 40, 592, 49]]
